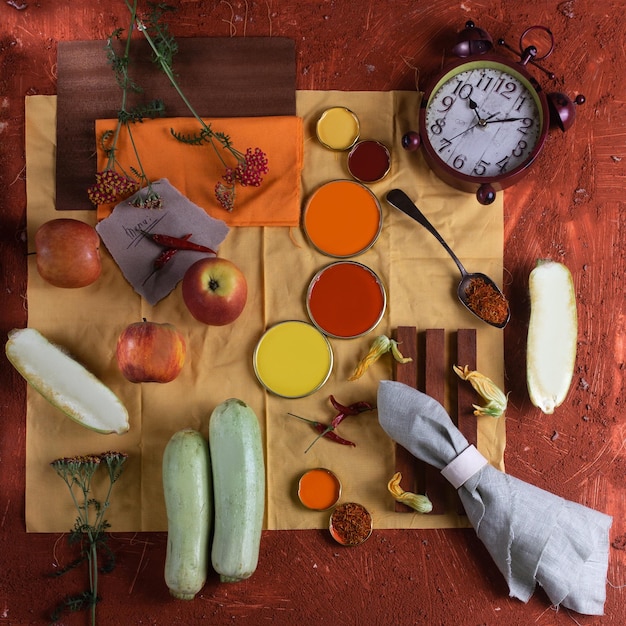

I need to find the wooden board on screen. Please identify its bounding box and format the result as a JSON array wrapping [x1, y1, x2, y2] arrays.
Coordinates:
[[393, 327, 477, 515], [55, 37, 296, 211]]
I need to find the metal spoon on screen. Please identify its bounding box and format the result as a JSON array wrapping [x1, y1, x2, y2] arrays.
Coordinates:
[[386, 188, 510, 329]]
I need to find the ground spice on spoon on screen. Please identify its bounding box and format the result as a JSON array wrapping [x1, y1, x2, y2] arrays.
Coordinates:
[[465, 277, 509, 326]]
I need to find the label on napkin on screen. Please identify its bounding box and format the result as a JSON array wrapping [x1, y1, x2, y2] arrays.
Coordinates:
[[95, 179, 230, 305]]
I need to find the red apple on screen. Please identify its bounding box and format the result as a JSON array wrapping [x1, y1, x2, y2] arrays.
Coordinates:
[[116, 320, 186, 383], [35, 218, 102, 288], [181, 257, 247, 326]]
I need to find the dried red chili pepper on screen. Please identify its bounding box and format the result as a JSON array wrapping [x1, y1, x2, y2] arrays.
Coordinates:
[[153, 233, 192, 269], [329, 395, 375, 428], [287, 412, 356, 452], [141, 231, 217, 255], [313, 423, 356, 448], [142, 234, 193, 285]]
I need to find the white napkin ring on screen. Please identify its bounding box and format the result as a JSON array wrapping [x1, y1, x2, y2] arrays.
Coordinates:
[[440, 444, 488, 489]]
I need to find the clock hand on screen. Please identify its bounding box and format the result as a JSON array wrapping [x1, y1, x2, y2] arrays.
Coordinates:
[[447, 121, 481, 142], [486, 116, 527, 123], [468, 98, 483, 123], [446, 112, 499, 142]]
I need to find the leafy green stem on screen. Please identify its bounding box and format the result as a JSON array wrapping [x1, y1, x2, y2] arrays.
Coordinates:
[[133, 13, 230, 169], [50, 453, 127, 625], [105, 0, 139, 172]]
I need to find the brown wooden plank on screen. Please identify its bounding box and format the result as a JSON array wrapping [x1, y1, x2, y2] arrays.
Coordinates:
[[392, 326, 420, 512], [55, 37, 296, 211], [423, 329, 449, 515], [456, 328, 478, 447], [455, 328, 477, 515]]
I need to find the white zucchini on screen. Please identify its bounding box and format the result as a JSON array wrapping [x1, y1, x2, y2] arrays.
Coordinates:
[[209, 398, 265, 583], [5, 327, 129, 434], [526, 260, 578, 414], [163, 429, 212, 600]]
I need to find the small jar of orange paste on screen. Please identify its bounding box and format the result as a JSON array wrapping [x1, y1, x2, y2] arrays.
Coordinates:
[[298, 468, 342, 511]]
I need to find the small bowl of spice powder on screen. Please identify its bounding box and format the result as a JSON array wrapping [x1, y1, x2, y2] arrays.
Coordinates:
[[329, 502, 373, 546]]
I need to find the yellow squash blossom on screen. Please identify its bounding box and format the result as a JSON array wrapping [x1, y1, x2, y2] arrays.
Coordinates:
[[349, 335, 412, 381], [387, 472, 433, 513], [453, 364, 508, 418]]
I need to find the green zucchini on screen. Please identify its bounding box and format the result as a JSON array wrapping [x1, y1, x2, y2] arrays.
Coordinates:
[[162, 429, 212, 600], [526, 259, 578, 414], [209, 398, 265, 583]]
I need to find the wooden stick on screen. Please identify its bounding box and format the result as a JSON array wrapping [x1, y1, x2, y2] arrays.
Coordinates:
[[456, 329, 478, 447], [455, 328, 477, 514], [423, 329, 449, 514], [393, 326, 420, 513]]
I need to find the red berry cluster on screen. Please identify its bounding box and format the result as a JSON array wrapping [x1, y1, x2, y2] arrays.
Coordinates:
[[87, 170, 139, 206], [214, 181, 236, 212], [214, 147, 269, 211], [223, 147, 269, 188]]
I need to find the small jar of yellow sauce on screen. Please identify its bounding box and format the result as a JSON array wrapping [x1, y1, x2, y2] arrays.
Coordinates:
[[316, 106, 360, 151], [298, 468, 342, 511]]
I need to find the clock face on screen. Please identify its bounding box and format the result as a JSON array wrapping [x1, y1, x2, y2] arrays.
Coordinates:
[[422, 60, 546, 181]]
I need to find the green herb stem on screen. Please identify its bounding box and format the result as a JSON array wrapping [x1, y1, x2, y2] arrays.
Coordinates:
[[50, 453, 127, 625], [133, 13, 231, 169], [105, 0, 138, 172]]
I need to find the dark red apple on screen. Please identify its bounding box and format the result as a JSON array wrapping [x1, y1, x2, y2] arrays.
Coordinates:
[[181, 257, 247, 326], [35, 218, 102, 288], [116, 320, 186, 383]]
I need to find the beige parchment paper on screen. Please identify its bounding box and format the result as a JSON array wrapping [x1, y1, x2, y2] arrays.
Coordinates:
[[24, 91, 504, 532]]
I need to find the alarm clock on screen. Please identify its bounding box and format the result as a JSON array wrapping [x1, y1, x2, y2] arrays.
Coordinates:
[[404, 21, 585, 205]]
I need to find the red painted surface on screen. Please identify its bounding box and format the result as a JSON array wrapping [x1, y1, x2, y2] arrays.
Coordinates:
[[1, 2, 625, 624]]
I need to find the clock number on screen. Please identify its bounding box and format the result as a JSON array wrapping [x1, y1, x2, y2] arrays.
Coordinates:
[[496, 155, 511, 173], [453, 155, 466, 170], [512, 140, 528, 158], [475, 74, 494, 91], [473, 160, 491, 176], [437, 137, 452, 152], [452, 81, 473, 100], [514, 96, 527, 112], [493, 77, 517, 99], [437, 95, 455, 113], [516, 118, 534, 135], [430, 118, 445, 135]]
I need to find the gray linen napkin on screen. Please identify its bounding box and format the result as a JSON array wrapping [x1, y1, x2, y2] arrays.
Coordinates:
[[377, 380, 612, 616]]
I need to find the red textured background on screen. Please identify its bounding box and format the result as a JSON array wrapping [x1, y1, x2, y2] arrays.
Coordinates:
[[1, 2, 625, 625]]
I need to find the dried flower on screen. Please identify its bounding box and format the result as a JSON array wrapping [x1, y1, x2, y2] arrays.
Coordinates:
[[87, 6, 164, 210], [387, 472, 433, 513], [99, 450, 129, 484], [87, 170, 140, 206], [135, 9, 269, 213], [49, 451, 128, 625], [129, 188, 163, 210], [215, 181, 236, 212], [349, 335, 412, 381], [453, 364, 508, 418], [216, 147, 269, 211], [231, 147, 269, 187]]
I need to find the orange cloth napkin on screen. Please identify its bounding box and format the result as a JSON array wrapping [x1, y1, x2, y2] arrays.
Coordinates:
[[95, 116, 303, 227]]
